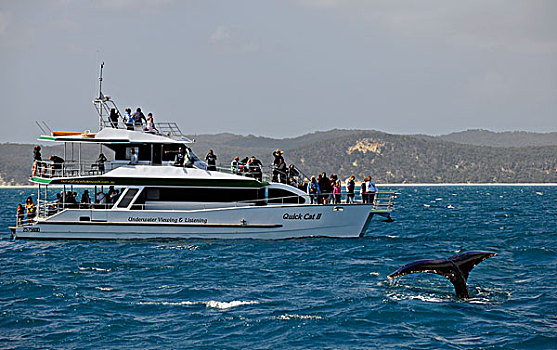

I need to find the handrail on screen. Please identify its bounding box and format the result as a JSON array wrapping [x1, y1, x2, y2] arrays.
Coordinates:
[[32, 160, 119, 178], [32, 191, 396, 219]]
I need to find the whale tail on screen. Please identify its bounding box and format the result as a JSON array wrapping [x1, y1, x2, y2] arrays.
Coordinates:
[[387, 251, 497, 299]]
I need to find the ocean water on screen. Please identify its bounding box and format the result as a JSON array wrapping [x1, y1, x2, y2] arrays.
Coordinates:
[[0, 186, 555, 349]]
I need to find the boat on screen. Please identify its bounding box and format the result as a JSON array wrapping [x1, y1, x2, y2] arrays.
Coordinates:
[[10, 64, 396, 240]]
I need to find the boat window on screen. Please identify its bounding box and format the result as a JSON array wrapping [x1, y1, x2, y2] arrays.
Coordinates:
[[117, 188, 139, 208], [268, 188, 304, 204], [146, 188, 160, 200], [144, 187, 264, 203]]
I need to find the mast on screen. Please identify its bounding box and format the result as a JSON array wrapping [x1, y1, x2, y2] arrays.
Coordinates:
[[97, 62, 104, 131]]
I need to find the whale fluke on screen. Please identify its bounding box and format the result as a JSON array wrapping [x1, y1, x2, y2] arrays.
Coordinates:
[[387, 251, 497, 299]]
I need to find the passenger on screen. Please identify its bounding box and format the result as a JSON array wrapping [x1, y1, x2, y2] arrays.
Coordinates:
[[81, 190, 91, 208], [307, 176, 320, 204], [32, 145, 42, 176], [16, 204, 24, 225], [64, 191, 77, 208], [55, 193, 62, 210], [318, 172, 330, 204], [109, 108, 119, 128], [49, 155, 64, 177], [96, 153, 107, 174], [329, 174, 338, 203], [184, 147, 194, 168], [345, 175, 355, 204], [205, 150, 217, 171], [239, 157, 249, 173], [360, 178, 367, 203], [133, 108, 147, 128], [333, 181, 342, 204], [145, 113, 158, 133], [231, 156, 240, 174], [276, 158, 287, 183], [301, 178, 309, 193], [172, 147, 185, 166], [25, 196, 36, 223], [366, 176, 378, 204], [106, 186, 114, 202], [287, 164, 299, 187], [272, 149, 284, 167], [96, 191, 107, 206], [247, 156, 263, 181], [124, 108, 134, 130], [129, 148, 138, 165], [109, 189, 120, 204]]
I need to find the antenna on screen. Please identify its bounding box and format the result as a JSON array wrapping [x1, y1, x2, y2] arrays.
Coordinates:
[[35, 121, 48, 134], [41, 121, 52, 133], [98, 62, 105, 100]]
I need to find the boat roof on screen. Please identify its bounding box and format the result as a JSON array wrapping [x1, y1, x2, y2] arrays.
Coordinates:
[[31, 165, 267, 187], [38, 128, 192, 144]]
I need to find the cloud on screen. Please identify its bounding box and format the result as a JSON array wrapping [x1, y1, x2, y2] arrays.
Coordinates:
[[209, 26, 258, 54]]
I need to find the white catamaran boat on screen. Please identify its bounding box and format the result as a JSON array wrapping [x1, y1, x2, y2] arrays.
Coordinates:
[[10, 65, 396, 240]]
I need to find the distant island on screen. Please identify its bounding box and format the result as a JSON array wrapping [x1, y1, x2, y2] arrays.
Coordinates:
[[1, 129, 556, 185]]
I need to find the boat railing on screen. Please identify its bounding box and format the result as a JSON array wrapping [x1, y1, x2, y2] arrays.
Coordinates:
[[212, 165, 305, 186], [32, 160, 121, 178], [372, 191, 398, 211]]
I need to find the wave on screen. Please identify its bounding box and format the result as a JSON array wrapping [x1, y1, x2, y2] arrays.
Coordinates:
[[276, 314, 324, 320], [136, 300, 259, 310]]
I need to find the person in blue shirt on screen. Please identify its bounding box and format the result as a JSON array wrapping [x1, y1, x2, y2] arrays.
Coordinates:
[[124, 108, 134, 130]]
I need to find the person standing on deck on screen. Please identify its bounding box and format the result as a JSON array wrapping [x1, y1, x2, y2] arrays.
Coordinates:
[[333, 181, 342, 204], [307, 176, 321, 204], [133, 108, 147, 128], [205, 150, 217, 171], [25, 197, 36, 223], [231, 156, 240, 174], [366, 176, 378, 204], [129, 148, 138, 165], [360, 179, 367, 203], [97, 153, 107, 174], [16, 204, 24, 225], [32, 145, 42, 176], [109, 108, 119, 128], [124, 108, 134, 130], [346, 176, 355, 204]]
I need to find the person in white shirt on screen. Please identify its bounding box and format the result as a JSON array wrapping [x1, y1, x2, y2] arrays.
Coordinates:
[[366, 176, 378, 204]]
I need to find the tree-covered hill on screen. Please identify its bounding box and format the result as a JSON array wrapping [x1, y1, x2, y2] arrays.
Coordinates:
[[1, 129, 556, 185], [435, 129, 557, 147]]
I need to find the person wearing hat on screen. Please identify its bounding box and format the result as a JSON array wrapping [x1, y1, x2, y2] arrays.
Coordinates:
[[231, 156, 240, 174], [272, 149, 284, 167], [247, 156, 263, 181]]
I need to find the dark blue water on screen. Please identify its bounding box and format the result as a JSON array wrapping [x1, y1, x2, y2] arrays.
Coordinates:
[[1, 186, 556, 349]]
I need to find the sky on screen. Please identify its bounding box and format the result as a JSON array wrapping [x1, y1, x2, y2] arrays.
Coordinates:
[[1, 0, 556, 142]]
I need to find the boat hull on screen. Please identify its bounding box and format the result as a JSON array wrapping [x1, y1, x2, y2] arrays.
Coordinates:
[[13, 204, 387, 240]]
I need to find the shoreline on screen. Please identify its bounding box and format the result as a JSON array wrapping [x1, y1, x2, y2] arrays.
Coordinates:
[[1, 183, 556, 189]]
